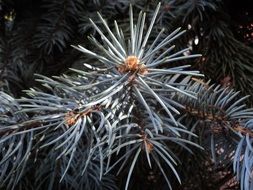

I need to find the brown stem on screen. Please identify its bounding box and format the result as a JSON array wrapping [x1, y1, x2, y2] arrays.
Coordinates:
[[183, 105, 253, 138]]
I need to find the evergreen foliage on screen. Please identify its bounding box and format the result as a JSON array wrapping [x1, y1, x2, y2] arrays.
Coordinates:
[[1, 0, 253, 189]]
